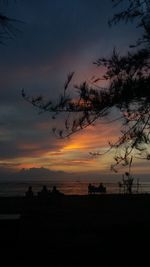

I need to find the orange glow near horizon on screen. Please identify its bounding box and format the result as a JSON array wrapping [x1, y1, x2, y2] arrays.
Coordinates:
[[0, 122, 119, 172], [1, 120, 149, 175]]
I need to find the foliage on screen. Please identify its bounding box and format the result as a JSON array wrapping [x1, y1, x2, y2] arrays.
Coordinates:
[[22, 0, 150, 172], [0, 0, 20, 44]]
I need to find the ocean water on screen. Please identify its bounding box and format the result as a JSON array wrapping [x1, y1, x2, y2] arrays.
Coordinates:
[[0, 179, 150, 196]]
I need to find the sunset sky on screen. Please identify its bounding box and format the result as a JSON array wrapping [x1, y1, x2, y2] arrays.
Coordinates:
[[0, 0, 148, 178]]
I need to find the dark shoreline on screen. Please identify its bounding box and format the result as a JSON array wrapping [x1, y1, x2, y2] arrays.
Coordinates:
[[0, 194, 150, 266], [1, 193, 150, 231], [0, 193, 150, 211]]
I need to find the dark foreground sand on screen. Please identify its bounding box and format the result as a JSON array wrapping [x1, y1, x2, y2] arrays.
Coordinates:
[[0, 194, 150, 266]]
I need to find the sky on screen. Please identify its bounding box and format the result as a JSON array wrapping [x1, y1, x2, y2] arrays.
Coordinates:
[[0, 0, 148, 179]]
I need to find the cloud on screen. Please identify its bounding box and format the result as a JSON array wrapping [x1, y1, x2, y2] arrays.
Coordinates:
[[0, 0, 146, 176], [0, 117, 121, 172]]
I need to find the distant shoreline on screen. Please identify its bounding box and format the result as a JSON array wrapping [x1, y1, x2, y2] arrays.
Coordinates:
[[0, 179, 150, 196]]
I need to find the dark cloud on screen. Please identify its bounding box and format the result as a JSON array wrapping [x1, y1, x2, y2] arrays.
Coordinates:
[[0, 0, 144, 172], [0, 0, 140, 67]]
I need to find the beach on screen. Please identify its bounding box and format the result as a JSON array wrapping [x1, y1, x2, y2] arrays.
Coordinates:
[[1, 193, 150, 237], [0, 194, 150, 265]]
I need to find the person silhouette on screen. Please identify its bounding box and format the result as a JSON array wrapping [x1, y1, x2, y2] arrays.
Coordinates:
[[42, 185, 48, 193], [99, 183, 106, 193], [88, 183, 92, 194], [38, 185, 50, 199], [25, 186, 34, 198], [52, 186, 58, 194], [52, 186, 64, 196]]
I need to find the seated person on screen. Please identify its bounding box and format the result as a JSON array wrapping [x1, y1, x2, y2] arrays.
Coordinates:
[[52, 186, 59, 194], [25, 186, 34, 198], [52, 186, 64, 195], [38, 185, 50, 198], [88, 183, 93, 194], [99, 183, 106, 193]]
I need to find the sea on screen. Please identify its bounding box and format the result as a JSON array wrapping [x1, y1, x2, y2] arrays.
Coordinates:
[[0, 178, 150, 196]]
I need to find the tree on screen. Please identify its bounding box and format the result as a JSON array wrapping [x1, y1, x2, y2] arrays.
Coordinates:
[[22, 0, 150, 172], [0, 0, 20, 44]]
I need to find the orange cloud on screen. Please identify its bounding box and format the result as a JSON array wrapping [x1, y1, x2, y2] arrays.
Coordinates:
[[2, 119, 126, 173], [62, 122, 120, 153]]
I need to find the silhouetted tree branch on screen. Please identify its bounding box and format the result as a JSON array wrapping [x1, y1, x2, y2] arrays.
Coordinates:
[[0, 1, 21, 44], [23, 0, 150, 171]]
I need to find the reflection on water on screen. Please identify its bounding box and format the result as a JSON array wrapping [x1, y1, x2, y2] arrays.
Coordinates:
[[0, 180, 150, 196]]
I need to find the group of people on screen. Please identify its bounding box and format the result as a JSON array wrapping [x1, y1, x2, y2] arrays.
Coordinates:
[[88, 183, 106, 194], [25, 185, 63, 199]]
